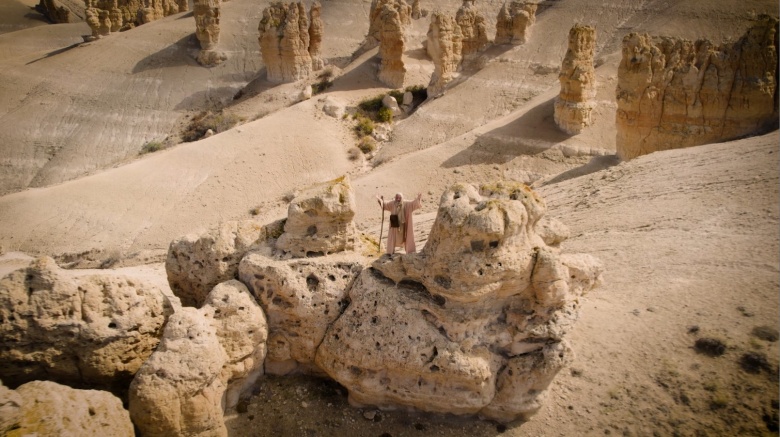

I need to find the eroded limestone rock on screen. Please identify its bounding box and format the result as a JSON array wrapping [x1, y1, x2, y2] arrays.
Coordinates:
[[315, 182, 603, 423], [239, 252, 364, 375], [366, 0, 412, 50], [495, 1, 537, 45], [616, 16, 779, 160], [129, 281, 267, 437], [258, 2, 313, 83], [554, 24, 597, 135], [0, 257, 172, 389], [309, 1, 325, 71], [166, 219, 283, 308], [6, 380, 133, 436], [427, 12, 463, 97], [411, 0, 421, 20], [37, 0, 74, 23], [275, 175, 358, 258], [0, 381, 22, 435], [456, 0, 489, 60], [377, 4, 407, 88], [194, 0, 226, 66]]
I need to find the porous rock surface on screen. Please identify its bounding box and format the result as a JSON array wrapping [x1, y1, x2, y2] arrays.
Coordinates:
[[239, 252, 365, 375], [616, 15, 779, 160], [36, 0, 74, 23], [377, 4, 407, 88], [315, 182, 603, 423], [495, 1, 537, 45], [129, 280, 267, 437], [455, 0, 489, 60], [0, 257, 172, 389], [0, 380, 21, 434], [308, 0, 325, 71], [194, 0, 226, 66], [258, 2, 313, 83], [275, 175, 359, 258], [166, 219, 282, 308], [554, 24, 597, 135], [366, 0, 412, 50], [2, 380, 133, 436], [427, 12, 463, 97]]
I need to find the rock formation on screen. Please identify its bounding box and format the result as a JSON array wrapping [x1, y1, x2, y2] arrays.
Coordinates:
[[0, 381, 21, 434], [81, 0, 186, 37], [427, 12, 463, 97], [275, 175, 358, 258], [166, 219, 283, 308], [309, 0, 325, 71], [366, 0, 412, 49], [129, 280, 267, 437], [455, 0, 489, 60], [85, 2, 101, 39], [315, 182, 603, 422], [36, 0, 74, 23], [411, 0, 421, 19], [194, 0, 226, 66], [616, 15, 779, 160], [258, 2, 313, 83], [239, 253, 365, 375], [495, 1, 537, 45], [554, 24, 597, 135], [0, 257, 173, 389], [377, 4, 407, 88], [109, 0, 123, 32], [1, 380, 133, 436]]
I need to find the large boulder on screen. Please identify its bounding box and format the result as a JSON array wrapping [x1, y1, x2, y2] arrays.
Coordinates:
[[0, 380, 22, 434], [554, 24, 597, 135], [616, 15, 779, 159], [0, 257, 172, 389], [129, 280, 267, 437], [3, 380, 133, 436], [275, 175, 359, 258], [315, 182, 603, 423], [239, 252, 365, 375], [166, 219, 282, 308]]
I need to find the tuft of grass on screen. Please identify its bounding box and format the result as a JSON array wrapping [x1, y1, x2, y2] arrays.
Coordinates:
[[388, 89, 404, 103], [358, 95, 384, 113], [347, 147, 362, 161], [354, 115, 375, 137], [140, 141, 164, 154], [358, 136, 376, 154], [377, 106, 393, 123], [249, 206, 261, 216], [182, 111, 244, 142], [312, 71, 334, 95]]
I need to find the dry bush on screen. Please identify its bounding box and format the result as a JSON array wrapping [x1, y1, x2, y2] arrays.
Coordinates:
[[182, 111, 244, 142], [358, 136, 376, 154]]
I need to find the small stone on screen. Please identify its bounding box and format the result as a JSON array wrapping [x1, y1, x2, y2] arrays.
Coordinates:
[[363, 410, 376, 420]]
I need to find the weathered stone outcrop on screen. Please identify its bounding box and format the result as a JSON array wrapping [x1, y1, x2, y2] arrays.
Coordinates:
[[427, 12, 463, 97], [36, 0, 74, 23], [276, 175, 359, 258], [129, 280, 267, 437], [315, 182, 603, 423], [455, 0, 489, 60], [239, 253, 365, 375], [82, 0, 186, 38], [0, 257, 172, 389], [166, 219, 282, 308], [366, 0, 412, 49], [616, 16, 779, 160], [554, 24, 597, 135], [0, 381, 22, 434], [411, 0, 421, 20], [377, 4, 407, 88], [495, 1, 537, 45], [258, 2, 313, 83], [194, 0, 227, 66], [309, 1, 325, 71], [2, 380, 133, 436]]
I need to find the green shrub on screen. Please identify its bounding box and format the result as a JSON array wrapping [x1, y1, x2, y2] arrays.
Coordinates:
[[358, 95, 384, 113], [388, 89, 404, 103], [405, 85, 428, 106], [140, 141, 164, 154], [358, 136, 376, 154], [182, 111, 244, 142], [377, 107, 393, 123], [312, 78, 333, 95], [354, 115, 375, 137]]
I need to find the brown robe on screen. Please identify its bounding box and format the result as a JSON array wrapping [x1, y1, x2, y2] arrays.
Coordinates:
[[382, 197, 421, 254]]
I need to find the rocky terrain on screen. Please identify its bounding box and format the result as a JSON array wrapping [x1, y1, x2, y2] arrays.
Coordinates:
[[0, 0, 778, 435]]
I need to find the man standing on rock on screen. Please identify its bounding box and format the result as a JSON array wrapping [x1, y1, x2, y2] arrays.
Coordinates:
[[376, 192, 422, 254]]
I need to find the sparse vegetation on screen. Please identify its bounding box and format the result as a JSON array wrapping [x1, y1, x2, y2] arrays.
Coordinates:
[[249, 206, 261, 216], [354, 115, 375, 137], [405, 85, 428, 107], [182, 111, 244, 142], [377, 106, 393, 123], [694, 337, 726, 356], [140, 141, 164, 154], [312, 69, 334, 95], [347, 147, 362, 161], [358, 136, 376, 154]]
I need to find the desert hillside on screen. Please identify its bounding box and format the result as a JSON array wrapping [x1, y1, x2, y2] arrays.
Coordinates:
[[0, 0, 778, 435]]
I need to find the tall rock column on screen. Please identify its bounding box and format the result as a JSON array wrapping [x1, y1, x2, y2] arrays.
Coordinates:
[[616, 16, 779, 159], [258, 2, 313, 83], [194, 0, 227, 66], [427, 12, 463, 97], [455, 0, 489, 60], [494, 1, 537, 45], [554, 24, 597, 135], [377, 4, 406, 88], [309, 1, 324, 71]]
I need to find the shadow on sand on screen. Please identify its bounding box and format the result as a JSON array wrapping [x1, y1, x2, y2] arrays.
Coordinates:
[[132, 34, 199, 74]]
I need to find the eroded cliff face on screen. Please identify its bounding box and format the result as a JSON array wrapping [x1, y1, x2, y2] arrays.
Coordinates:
[[616, 15, 779, 160], [456, 0, 489, 60], [258, 2, 313, 83], [315, 182, 603, 423], [377, 4, 407, 88], [427, 12, 463, 97], [494, 1, 537, 45], [554, 24, 597, 135]]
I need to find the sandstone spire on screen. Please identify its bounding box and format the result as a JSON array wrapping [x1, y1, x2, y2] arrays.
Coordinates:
[[309, 1, 325, 71], [616, 15, 779, 159], [377, 4, 406, 88], [455, 0, 489, 60], [258, 2, 313, 83], [194, 0, 227, 66], [427, 12, 463, 97], [554, 24, 597, 135], [494, 1, 537, 45], [366, 0, 412, 50]]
